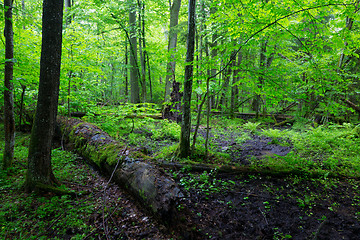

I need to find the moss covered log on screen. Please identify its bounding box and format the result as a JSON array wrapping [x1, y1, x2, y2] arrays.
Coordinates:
[[57, 116, 183, 220]]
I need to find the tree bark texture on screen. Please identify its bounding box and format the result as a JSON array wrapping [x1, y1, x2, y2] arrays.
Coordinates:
[[178, 0, 196, 158], [138, 0, 147, 102], [164, 0, 182, 103], [57, 116, 183, 220], [162, 81, 182, 123], [3, 0, 15, 170], [25, 0, 64, 191], [129, 0, 140, 103]]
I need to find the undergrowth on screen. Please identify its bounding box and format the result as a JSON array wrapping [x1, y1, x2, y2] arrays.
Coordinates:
[[84, 104, 360, 178], [0, 131, 108, 239]]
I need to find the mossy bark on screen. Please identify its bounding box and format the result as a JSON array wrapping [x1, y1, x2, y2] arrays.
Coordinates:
[[57, 116, 183, 220]]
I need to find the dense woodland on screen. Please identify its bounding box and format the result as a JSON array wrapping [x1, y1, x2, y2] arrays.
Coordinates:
[[2, 0, 360, 239]]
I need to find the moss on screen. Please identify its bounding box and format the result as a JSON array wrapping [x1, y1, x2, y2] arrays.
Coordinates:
[[100, 143, 125, 167], [81, 144, 102, 167]]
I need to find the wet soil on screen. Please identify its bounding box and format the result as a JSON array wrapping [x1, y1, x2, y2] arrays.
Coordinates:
[[122, 124, 360, 239], [175, 173, 360, 239]]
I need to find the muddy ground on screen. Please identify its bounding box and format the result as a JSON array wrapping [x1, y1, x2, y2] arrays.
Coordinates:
[[74, 124, 360, 239]]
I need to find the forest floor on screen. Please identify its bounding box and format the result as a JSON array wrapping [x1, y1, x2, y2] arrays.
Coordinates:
[[2, 117, 360, 239]]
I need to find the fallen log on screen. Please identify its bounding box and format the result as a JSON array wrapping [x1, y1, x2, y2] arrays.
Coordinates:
[[159, 161, 360, 180], [57, 116, 183, 221]]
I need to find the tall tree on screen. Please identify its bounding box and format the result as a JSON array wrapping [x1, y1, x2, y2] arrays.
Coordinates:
[[25, 0, 64, 191], [164, 0, 182, 103], [138, 0, 147, 102], [129, 0, 140, 103], [3, 0, 15, 170], [178, 0, 196, 158]]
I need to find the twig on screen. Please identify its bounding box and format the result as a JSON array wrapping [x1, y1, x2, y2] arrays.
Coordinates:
[[102, 146, 127, 240], [312, 219, 327, 240], [259, 207, 268, 225]]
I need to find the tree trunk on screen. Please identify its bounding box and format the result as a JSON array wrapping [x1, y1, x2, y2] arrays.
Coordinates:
[[3, 0, 15, 170], [57, 116, 183, 220], [18, 84, 26, 130], [124, 39, 129, 101], [178, 0, 196, 158], [25, 0, 64, 191], [219, 57, 233, 113], [254, 39, 268, 118], [164, 0, 182, 103], [129, 0, 140, 103], [138, 0, 147, 103], [64, 0, 72, 25], [230, 50, 242, 118]]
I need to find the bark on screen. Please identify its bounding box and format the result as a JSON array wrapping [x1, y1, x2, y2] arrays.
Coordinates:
[[129, 0, 140, 103], [219, 54, 235, 113], [3, 0, 15, 170], [178, 0, 196, 158], [146, 51, 153, 102], [25, 0, 64, 191], [164, 0, 182, 103], [209, 6, 218, 110], [253, 39, 268, 118], [138, 0, 147, 102], [124, 39, 129, 100], [230, 50, 242, 118], [18, 84, 26, 129], [162, 81, 182, 123], [57, 116, 183, 220]]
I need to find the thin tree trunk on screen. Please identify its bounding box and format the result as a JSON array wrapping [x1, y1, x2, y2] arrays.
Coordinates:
[[164, 0, 182, 103], [67, 71, 73, 117], [64, 0, 72, 25], [219, 55, 234, 114], [178, 0, 196, 158], [254, 39, 267, 118], [25, 0, 64, 191], [3, 0, 16, 170], [209, 5, 218, 110], [230, 50, 242, 118], [124, 39, 129, 101], [19, 84, 26, 129], [146, 52, 153, 102]]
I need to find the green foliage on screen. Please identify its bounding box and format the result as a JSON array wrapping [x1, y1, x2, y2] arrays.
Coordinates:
[[0, 132, 97, 239], [260, 129, 290, 145], [242, 121, 262, 133], [151, 119, 181, 141], [255, 123, 360, 177], [178, 169, 235, 195]]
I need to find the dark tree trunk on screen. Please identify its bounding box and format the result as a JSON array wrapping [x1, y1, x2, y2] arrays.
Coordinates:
[[230, 50, 242, 118], [129, 0, 140, 103], [138, 0, 147, 102], [253, 39, 268, 118], [3, 0, 15, 170], [124, 39, 129, 100], [19, 84, 26, 129], [164, 0, 182, 103], [25, 0, 64, 191], [162, 81, 182, 123], [178, 0, 196, 158]]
